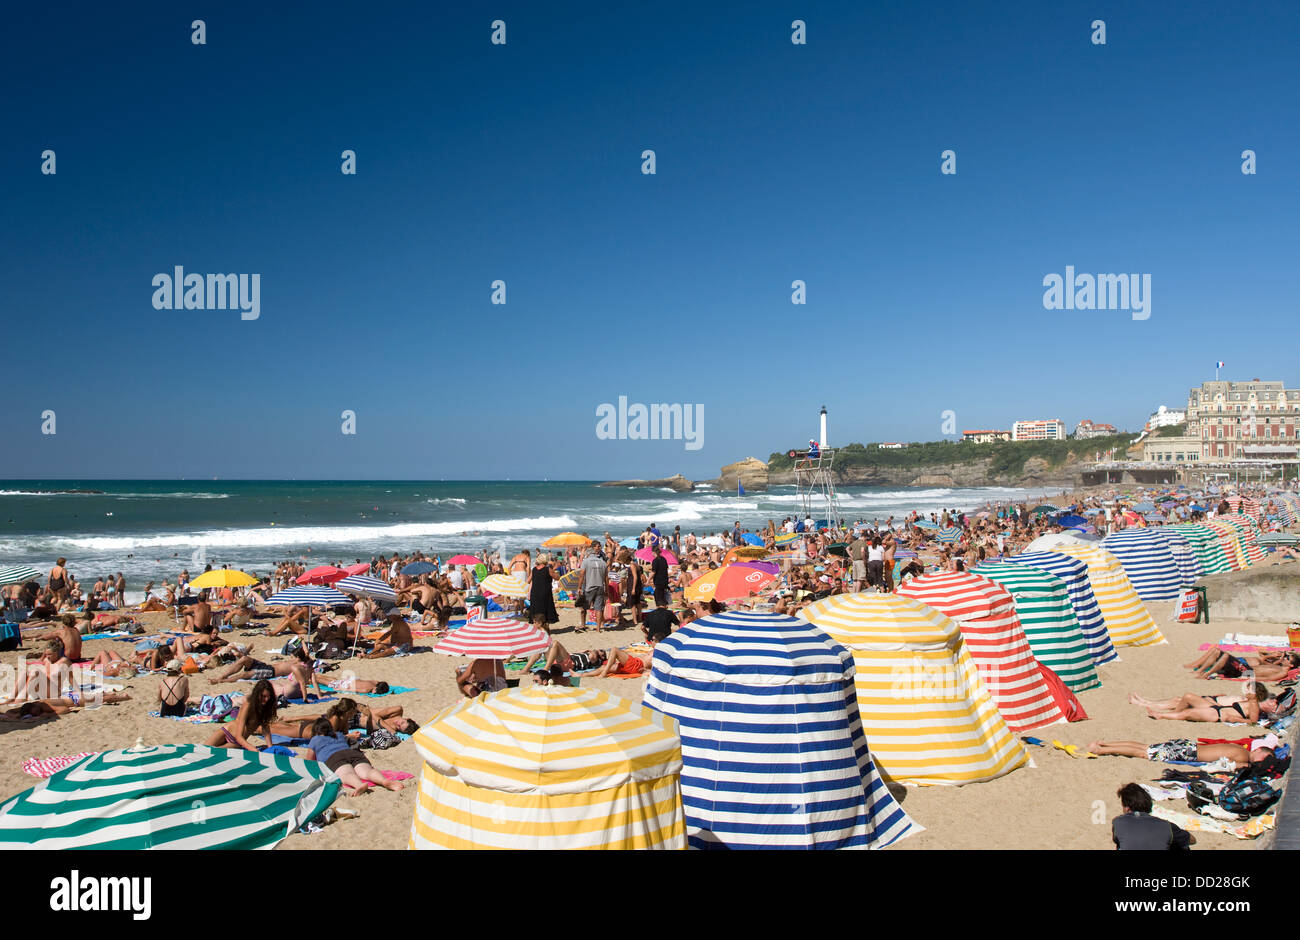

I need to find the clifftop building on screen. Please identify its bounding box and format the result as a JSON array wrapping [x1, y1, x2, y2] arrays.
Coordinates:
[[962, 429, 1011, 443], [1186, 379, 1300, 460], [1074, 419, 1116, 439], [1012, 419, 1066, 442], [1146, 405, 1185, 430]]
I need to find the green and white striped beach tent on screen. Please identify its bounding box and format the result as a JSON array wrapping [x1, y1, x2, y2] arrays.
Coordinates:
[[1170, 524, 1231, 576], [972, 563, 1101, 693], [0, 744, 340, 850]]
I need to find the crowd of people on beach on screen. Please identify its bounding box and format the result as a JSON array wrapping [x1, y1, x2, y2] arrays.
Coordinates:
[[1, 478, 1297, 841]]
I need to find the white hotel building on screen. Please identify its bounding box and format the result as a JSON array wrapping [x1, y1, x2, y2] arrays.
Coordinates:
[[1011, 419, 1066, 442]]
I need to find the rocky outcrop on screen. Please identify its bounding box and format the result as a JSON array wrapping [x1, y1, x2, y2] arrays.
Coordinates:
[[598, 474, 695, 493], [1199, 566, 1300, 623], [717, 457, 770, 492]]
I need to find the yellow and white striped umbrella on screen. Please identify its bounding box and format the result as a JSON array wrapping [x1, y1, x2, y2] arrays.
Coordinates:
[[1045, 543, 1165, 647], [479, 573, 530, 598], [800, 593, 1029, 787], [409, 686, 685, 850]]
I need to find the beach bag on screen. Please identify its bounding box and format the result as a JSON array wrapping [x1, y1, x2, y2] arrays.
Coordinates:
[[361, 728, 400, 750], [1217, 769, 1281, 817], [1175, 590, 1200, 622], [197, 693, 235, 720]]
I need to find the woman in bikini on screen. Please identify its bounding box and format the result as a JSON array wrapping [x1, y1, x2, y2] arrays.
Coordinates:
[[1185, 647, 1300, 682], [204, 679, 279, 750], [1129, 684, 1277, 723]]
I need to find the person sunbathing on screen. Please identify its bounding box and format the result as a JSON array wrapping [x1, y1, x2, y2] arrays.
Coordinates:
[[204, 679, 280, 750], [181, 599, 213, 633], [157, 660, 193, 718], [1129, 685, 1277, 723], [210, 648, 326, 700], [171, 624, 226, 660], [304, 717, 404, 794], [321, 674, 388, 695], [456, 658, 508, 697], [1088, 737, 1277, 768], [1185, 647, 1300, 681], [594, 625, 669, 678], [0, 690, 132, 719], [267, 606, 308, 637], [365, 611, 413, 659], [83, 649, 138, 678]]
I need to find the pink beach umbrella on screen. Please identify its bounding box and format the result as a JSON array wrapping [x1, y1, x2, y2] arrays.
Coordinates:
[[634, 547, 679, 565]]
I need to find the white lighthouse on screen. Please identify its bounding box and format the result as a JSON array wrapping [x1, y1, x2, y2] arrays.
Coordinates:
[[819, 405, 828, 448]]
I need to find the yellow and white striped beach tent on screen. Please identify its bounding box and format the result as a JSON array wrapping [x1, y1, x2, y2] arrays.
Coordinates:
[[409, 685, 686, 850], [1042, 542, 1166, 648], [801, 593, 1029, 786]]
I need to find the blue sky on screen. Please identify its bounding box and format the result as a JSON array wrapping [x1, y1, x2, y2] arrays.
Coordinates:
[[2, 0, 1296, 480]]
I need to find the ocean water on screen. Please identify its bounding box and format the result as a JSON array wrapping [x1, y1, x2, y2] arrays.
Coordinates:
[[0, 480, 1042, 601]]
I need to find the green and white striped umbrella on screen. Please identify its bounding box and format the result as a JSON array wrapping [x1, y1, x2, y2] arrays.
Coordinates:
[[973, 562, 1101, 693], [0, 743, 340, 850], [0, 565, 42, 586]]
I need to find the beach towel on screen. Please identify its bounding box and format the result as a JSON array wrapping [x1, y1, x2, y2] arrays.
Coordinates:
[[22, 753, 97, 778], [1151, 805, 1275, 839], [148, 710, 228, 723], [347, 685, 416, 698], [80, 631, 133, 641]]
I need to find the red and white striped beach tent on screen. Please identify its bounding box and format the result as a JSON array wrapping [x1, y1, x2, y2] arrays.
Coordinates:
[[1202, 520, 1249, 570], [895, 572, 1067, 732], [1213, 515, 1267, 563]]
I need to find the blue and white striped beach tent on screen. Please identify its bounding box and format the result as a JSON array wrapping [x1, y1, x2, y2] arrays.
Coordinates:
[[1001, 551, 1117, 666], [642, 610, 922, 850], [1144, 527, 1200, 586], [1100, 530, 1183, 600]]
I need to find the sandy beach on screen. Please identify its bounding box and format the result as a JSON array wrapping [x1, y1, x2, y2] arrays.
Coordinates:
[[2, 571, 1293, 851]]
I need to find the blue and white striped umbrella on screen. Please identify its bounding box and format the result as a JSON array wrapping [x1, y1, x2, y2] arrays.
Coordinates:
[[265, 586, 351, 608], [1001, 551, 1117, 666], [642, 609, 921, 850], [936, 525, 962, 543], [333, 575, 396, 602], [1100, 530, 1182, 600]]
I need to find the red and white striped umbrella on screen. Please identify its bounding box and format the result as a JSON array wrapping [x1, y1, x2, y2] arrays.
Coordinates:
[[433, 617, 551, 659]]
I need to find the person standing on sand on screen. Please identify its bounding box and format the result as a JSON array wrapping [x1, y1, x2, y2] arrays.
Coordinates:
[[651, 543, 670, 609], [528, 553, 560, 634], [580, 545, 608, 632]]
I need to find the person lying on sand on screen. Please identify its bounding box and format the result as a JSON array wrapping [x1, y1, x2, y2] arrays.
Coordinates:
[[209, 648, 326, 700], [593, 624, 669, 678], [204, 679, 279, 750], [0, 691, 132, 721], [1129, 685, 1277, 724], [304, 717, 404, 794], [171, 624, 226, 660], [83, 649, 138, 678], [1088, 737, 1277, 768], [1185, 646, 1300, 681]]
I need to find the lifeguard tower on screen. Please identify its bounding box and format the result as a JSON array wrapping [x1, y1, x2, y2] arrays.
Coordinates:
[[788, 406, 845, 530]]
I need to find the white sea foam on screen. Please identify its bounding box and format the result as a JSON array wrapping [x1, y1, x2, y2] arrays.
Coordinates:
[[45, 515, 579, 552], [425, 498, 468, 505]]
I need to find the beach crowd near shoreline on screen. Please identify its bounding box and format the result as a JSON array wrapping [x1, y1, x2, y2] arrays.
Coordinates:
[[0, 480, 1297, 850]]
